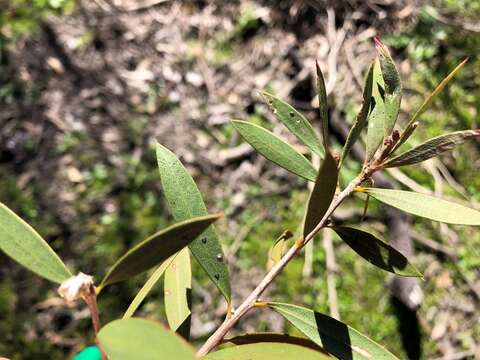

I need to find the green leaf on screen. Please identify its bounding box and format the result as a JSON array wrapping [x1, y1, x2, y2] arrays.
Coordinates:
[[316, 61, 329, 150], [232, 120, 317, 181], [98, 318, 196, 360], [99, 214, 220, 289], [165, 248, 191, 338], [364, 188, 480, 225], [268, 302, 400, 360], [123, 255, 175, 319], [303, 151, 338, 238], [383, 130, 480, 168], [340, 63, 374, 167], [156, 143, 231, 302], [224, 333, 329, 353], [331, 226, 422, 277], [262, 92, 324, 157], [203, 342, 332, 360], [0, 202, 71, 283], [267, 230, 293, 270]]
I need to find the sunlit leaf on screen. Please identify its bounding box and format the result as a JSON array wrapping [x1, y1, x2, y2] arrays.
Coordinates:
[[156, 143, 231, 302], [331, 226, 422, 277], [232, 120, 317, 181], [123, 256, 175, 319], [262, 92, 324, 157], [99, 214, 220, 289], [0, 202, 71, 283], [383, 130, 480, 168], [98, 318, 196, 360], [316, 61, 329, 150], [223, 333, 329, 353], [165, 248, 191, 339], [268, 302, 400, 360], [340, 63, 374, 167], [203, 342, 332, 360], [364, 188, 480, 225], [267, 230, 293, 270], [303, 151, 338, 238]]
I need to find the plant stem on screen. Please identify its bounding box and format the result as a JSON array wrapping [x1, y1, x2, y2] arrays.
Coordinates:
[[196, 176, 364, 356], [83, 286, 108, 360]]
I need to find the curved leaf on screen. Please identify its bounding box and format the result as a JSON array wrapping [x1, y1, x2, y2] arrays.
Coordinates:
[[165, 248, 191, 338], [203, 342, 332, 360], [364, 188, 480, 225], [331, 226, 421, 277], [99, 214, 220, 289], [341, 63, 374, 167], [232, 120, 317, 181], [98, 318, 196, 360], [303, 151, 338, 238], [384, 130, 480, 168], [268, 302, 400, 360], [262, 92, 323, 156], [123, 255, 175, 319], [267, 230, 293, 270], [156, 143, 231, 302], [224, 333, 329, 353], [0, 202, 71, 283], [316, 61, 329, 150]]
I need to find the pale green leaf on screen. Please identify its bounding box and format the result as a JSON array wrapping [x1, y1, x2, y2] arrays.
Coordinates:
[[0, 202, 71, 283], [123, 255, 175, 319], [332, 226, 422, 277], [384, 130, 480, 168], [364, 188, 480, 225], [165, 247, 191, 338], [98, 318, 196, 360], [267, 230, 293, 270], [262, 92, 324, 156], [303, 151, 338, 238], [224, 333, 329, 353], [232, 120, 317, 181], [268, 302, 400, 360], [203, 342, 332, 360], [99, 214, 220, 289], [156, 143, 231, 302]]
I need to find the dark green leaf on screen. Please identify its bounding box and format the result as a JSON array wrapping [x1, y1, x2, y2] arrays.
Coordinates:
[[165, 248, 191, 338], [374, 37, 401, 96], [316, 61, 329, 150], [98, 318, 196, 360], [303, 151, 338, 238], [340, 63, 374, 167], [156, 143, 231, 302], [268, 302, 400, 360], [232, 120, 317, 181], [123, 255, 175, 319], [203, 342, 332, 360], [364, 188, 480, 225], [0, 202, 71, 283], [262, 92, 324, 156], [331, 226, 422, 277], [384, 130, 480, 168], [99, 214, 220, 289]]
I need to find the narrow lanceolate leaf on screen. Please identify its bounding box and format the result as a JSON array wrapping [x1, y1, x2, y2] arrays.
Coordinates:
[[99, 214, 220, 289], [267, 230, 293, 270], [303, 152, 338, 238], [364, 188, 480, 225], [165, 248, 191, 339], [123, 255, 175, 319], [340, 63, 374, 167], [331, 226, 421, 277], [156, 143, 231, 302], [0, 203, 71, 283], [98, 318, 196, 360], [203, 342, 332, 360], [232, 120, 317, 181], [262, 92, 324, 157], [316, 61, 329, 150], [224, 333, 328, 353], [268, 302, 400, 360], [383, 130, 480, 168]]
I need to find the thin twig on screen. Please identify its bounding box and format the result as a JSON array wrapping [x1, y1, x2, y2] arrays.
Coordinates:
[[83, 286, 107, 360]]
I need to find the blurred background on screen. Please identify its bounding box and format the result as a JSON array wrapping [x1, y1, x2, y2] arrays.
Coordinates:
[[0, 0, 479, 359]]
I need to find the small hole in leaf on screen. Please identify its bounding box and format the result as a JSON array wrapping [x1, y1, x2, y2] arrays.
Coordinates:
[[214, 274, 220, 280]]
